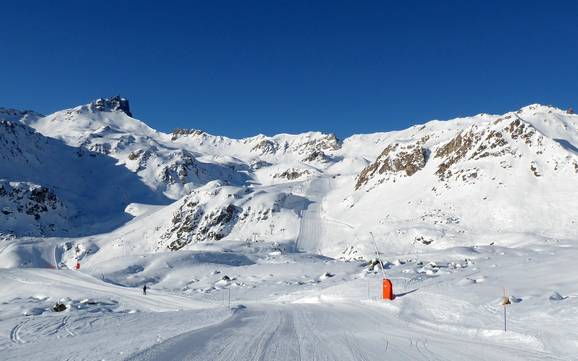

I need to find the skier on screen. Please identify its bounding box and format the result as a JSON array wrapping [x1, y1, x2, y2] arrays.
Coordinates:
[[143, 284, 147, 296]]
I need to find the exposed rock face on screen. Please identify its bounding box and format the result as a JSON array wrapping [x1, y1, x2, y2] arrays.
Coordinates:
[[273, 168, 311, 181], [159, 150, 198, 185], [0, 181, 69, 235], [171, 128, 205, 141], [166, 203, 239, 250], [356, 107, 578, 194], [91, 96, 132, 117], [0, 182, 63, 220], [355, 143, 427, 189], [296, 134, 341, 153], [504, 118, 537, 145], [89, 142, 112, 155], [434, 131, 480, 180], [161, 187, 241, 250], [303, 150, 330, 163], [251, 139, 278, 155], [434, 118, 543, 180], [250, 133, 340, 156]]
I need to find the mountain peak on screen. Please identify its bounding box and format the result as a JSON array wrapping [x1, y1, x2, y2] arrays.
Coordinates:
[[517, 103, 570, 115], [91, 96, 132, 117]]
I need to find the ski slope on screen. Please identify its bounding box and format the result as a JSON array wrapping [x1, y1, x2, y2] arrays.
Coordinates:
[[127, 302, 564, 361], [3, 239, 578, 361], [295, 177, 331, 253]]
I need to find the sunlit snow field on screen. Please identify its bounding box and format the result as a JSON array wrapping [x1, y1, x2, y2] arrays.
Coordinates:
[[1, 235, 577, 360]]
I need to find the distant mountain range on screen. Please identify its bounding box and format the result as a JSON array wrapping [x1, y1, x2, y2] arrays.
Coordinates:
[[1, 99, 577, 259]]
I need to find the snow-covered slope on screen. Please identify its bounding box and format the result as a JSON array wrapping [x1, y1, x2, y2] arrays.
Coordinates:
[[4, 98, 578, 254], [2, 99, 578, 360], [23, 97, 340, 200], [0, 118, 168, 236], [323, 105, 578, 257]]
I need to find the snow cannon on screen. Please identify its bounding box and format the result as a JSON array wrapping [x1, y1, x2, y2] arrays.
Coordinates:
[[382, 279, 394, 300]]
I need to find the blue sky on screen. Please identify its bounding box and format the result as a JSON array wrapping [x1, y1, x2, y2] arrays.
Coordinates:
[[1, 1, 577, 138]]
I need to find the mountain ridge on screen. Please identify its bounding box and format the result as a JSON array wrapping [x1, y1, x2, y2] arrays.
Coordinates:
[[1, 97, 577, 260]]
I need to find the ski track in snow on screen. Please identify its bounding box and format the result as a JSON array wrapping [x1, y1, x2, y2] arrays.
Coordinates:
[[54, 315, 75, 338], [10, 320, 27, 344], [125, 303, 564, 361]]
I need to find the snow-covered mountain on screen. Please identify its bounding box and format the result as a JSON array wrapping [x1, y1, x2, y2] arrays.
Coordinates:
[[3, 98, 578, 360], [324, 104, 578, 257], [0, 117, 168, 236], [2, 98, 578, 258]]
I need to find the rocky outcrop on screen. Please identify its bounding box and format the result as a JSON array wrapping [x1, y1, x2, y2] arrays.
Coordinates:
[[0, 182, 63, 220], [161, 190, 240, 250], [0, 181, 69, 235], [251, 133, 340, 156], [434, 118, 542, 180], [89, 142, 112, 155], [251, 139, 278, 155], [296, 134, 341, 154], [171, 128, 205, 141], [91, 96, 132, 117], [355, 143, 427, 189], [273, 168, 311, 181], [159, 150, 198, 185], [303, 150, 330, 163]]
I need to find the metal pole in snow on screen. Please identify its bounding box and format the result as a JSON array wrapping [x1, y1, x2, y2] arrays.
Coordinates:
[[504, 306, 507, 332], [228, 288, 231, 309], [369, 232, 387, 279]]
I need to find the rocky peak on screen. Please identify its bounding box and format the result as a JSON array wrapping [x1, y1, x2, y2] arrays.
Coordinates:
[[90, 96, 132, 117]]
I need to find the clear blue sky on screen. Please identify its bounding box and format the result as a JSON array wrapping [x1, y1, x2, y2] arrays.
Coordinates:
[[2, 1, 577, 138]]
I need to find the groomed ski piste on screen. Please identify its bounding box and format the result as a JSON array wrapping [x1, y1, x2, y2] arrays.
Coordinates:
[[2, 101, 578, 360]]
